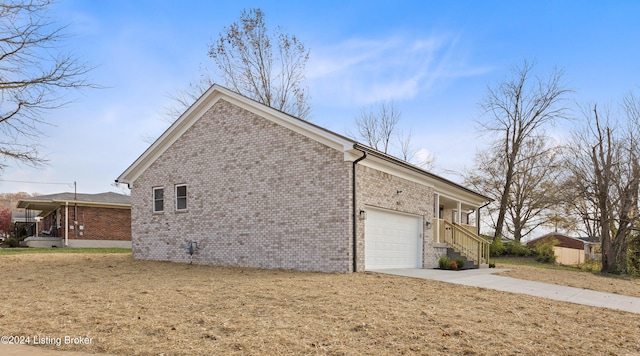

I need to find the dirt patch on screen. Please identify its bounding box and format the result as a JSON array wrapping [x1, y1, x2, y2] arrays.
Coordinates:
[[496, 263, 640, 298], [1, 254, 639, 355]]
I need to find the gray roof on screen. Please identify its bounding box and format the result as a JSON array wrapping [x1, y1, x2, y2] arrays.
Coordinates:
[[21, 192, 131, 205], [16, 192, 131, 216]]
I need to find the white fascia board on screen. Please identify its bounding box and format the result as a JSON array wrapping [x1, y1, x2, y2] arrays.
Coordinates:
[[355, 152, 487, 208], [51, 200, 131, 209], [220, 91, 355, 154], [117, 86, 222, 185], [432, 181, 489, 208], [358, 154, 437, 188], [117, 85, 354, 185]]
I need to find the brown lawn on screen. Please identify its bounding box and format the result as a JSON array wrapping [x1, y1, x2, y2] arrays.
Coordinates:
[[1, 253, 639, 355], [496, 263, 640, 298]]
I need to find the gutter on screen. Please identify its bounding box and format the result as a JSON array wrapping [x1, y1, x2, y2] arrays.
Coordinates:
[[476, 201, 491, 236], [352, 143, 491, 201], [352, 147, 367, 273]]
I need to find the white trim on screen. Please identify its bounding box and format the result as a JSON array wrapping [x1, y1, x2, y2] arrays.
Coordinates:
[[152, 186, 164, 213], [364, 206, 423, 270], [117, 85, 354, 185], [65, 202, 69, 247], [358, 153, 487, 207], [434, 194, 440, 243], [175, 184, 187, 211]]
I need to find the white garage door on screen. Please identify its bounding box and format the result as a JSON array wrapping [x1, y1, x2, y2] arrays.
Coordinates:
[[364, 208, 423, 269]]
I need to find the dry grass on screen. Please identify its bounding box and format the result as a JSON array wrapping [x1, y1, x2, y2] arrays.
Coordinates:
[[496, 263, 640, 298], [1, 253, 639, 355]]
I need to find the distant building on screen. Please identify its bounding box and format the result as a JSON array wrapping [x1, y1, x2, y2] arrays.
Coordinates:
[[527, 233, 600, 265], [16, 192, 131, 248]]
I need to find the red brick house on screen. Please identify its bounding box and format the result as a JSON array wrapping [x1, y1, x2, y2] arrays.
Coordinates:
[[527, 233, 600, 265], [16, 192, 131, 248]]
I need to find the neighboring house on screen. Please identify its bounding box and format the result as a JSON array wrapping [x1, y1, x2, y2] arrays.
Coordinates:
[[10, 210, 39, 238], [16, 192, 131, 248], [527, 233, 599, 265], [116, 85, 491, 273], [578, 235, 602, 261]]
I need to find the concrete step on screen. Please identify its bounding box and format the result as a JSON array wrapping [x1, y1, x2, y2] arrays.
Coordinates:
[[446, 247, 478, 269]]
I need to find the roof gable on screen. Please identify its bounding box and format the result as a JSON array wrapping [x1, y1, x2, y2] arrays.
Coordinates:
[[526, 233, 586, 250], [116, 85, 354, 185], [116, 84, 490, 206]]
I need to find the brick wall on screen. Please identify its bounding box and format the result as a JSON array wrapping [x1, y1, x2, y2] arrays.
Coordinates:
[[41, 205, 131, 241], [355, 164, 439, 270], [130, 99, 352, 273], [70, 206, 131, 241]]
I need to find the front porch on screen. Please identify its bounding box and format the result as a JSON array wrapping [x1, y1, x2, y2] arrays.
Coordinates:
[[433, 219, 490, 267], [432, 193, 490, 268]]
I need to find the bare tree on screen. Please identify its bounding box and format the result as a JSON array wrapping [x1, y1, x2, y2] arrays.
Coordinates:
[[397, 128, 414, 162], [0, 0, 93, 168], [349, 101, 435, 170], [163, 67, 214, 123], [353, 101, 400, 153], [506, 138, 563, 241], [476, 60, 571, 240], [209, 8, 310, 120], [465, 137, 562, 241], [566, 97, 640, 274]]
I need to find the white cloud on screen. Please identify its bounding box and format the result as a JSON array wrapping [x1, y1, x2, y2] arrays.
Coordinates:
[[307, 32, 490, 107]]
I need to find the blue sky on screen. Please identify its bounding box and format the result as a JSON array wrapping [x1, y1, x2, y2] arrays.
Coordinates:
[[1, 0, 639, 195]]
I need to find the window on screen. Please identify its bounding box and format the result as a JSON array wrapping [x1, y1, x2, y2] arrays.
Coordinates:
[[153, 187, 164, 213], [176, 185, 187, 211]]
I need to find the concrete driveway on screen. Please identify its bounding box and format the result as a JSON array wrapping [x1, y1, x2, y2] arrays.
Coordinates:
[[369, 268, 640, 314], [0, 343, 113, 356]]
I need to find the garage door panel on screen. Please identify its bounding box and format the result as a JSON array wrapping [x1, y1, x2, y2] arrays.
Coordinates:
[[364, 209, 422, 269]]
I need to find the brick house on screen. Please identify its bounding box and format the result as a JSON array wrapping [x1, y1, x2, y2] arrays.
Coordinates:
[[527, 233, 600, 265], [116, 85, 490, 273], [16, 192, 131, 248]]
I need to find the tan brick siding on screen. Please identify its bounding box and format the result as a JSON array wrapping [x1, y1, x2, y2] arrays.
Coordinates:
[[355, 164, 440, 270], [130, 99, 352, 272]]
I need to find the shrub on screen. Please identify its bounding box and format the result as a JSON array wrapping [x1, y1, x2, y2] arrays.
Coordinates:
[[5, 238, 20, 248], [488, 262, 496, 268], [577, 259, 601, 272], [503, 241, 530, 256], [449, 261, 458, 270], [438, 255, 451, 269], [490, 239, 505, 257], [454, 257, 466, 269], [533, 242, 557, 264]]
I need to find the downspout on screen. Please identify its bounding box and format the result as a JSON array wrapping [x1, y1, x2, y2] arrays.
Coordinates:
[[466, 210, 475, 225], [476, 201, 491, 236], [352, 147, 367, 273]]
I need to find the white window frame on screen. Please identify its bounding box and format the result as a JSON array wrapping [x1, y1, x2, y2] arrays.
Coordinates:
[[175, 184, 187, 211], [153, 187, 164, 213]]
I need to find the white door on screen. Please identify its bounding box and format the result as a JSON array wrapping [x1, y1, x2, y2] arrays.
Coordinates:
[[364, 208, 423, 269]]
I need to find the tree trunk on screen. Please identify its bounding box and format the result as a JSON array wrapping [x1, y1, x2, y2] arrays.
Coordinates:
[[494, 151, 515, 241]]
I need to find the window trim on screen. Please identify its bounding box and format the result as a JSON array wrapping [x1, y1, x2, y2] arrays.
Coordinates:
[[175, 184, 187, 211], [152, 187, 164, 213]]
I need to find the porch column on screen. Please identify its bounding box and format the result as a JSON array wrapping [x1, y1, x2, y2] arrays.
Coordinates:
[[475, 208, 481, 235], [456, 201, 462, 225], [434, 194, 440, 243], [65, 202, 69, 247]]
